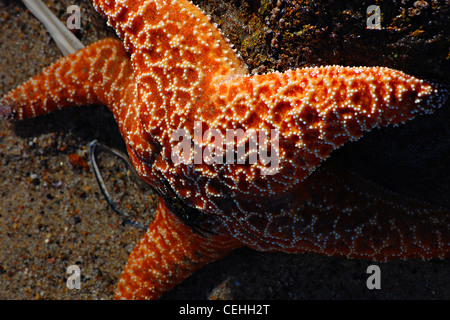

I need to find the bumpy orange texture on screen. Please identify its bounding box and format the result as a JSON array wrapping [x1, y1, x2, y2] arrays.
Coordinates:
[[1, 0, 448, 299]]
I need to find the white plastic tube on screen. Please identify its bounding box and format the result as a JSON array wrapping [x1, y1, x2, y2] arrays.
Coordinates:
[[21, 0, 85, 56]]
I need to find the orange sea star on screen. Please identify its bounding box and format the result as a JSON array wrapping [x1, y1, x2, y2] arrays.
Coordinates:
[[1, 0, 448, 299]]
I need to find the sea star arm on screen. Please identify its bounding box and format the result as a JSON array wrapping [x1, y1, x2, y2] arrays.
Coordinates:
[[0, 38, 134, 136], [116, 197, 241, 300], [91, 0, 248, 82], [223, 163, 450, 260], [213, 66, 444, 181]]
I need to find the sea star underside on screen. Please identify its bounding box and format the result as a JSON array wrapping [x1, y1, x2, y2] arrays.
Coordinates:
[[1, 0, 449, 299]]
